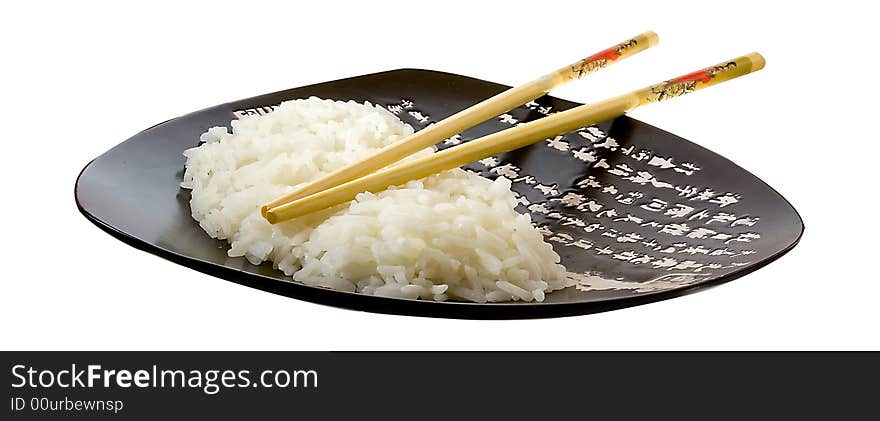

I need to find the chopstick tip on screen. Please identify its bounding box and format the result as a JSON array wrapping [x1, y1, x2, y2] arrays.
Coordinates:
[[644, 31, 659, 47], [263, 208, 280, 224], [747, 52, 766, 72]]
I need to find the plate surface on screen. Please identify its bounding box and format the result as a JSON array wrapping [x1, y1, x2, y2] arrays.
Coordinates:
[[75, 69, 803, 318]]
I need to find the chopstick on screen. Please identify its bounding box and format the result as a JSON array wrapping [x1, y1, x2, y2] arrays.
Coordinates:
[[261, 31, 659, 218], [264, 53, 765, 224]]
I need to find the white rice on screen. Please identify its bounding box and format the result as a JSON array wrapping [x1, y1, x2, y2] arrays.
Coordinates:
[[181, 97, 567, 302]]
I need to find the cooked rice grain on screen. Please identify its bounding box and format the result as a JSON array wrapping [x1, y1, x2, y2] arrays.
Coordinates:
[[182, 97, 567, 302]]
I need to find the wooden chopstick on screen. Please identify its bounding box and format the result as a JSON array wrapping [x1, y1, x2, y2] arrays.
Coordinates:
[[261, 31, 659, 219], [264, 53, 765, 224]]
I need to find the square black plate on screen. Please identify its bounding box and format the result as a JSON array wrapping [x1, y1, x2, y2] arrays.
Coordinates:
[[75, 69, 803, 318]]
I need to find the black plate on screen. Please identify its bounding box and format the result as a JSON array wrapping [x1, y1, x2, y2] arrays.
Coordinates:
[[75, 69, 803, 319]]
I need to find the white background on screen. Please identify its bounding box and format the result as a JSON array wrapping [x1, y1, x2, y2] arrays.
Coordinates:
[[2, 1, 877, 350]]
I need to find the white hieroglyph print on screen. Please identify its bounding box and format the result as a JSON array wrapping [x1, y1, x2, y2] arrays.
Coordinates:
[[263, 97, 766, 293], [568, 272, 702, 293]]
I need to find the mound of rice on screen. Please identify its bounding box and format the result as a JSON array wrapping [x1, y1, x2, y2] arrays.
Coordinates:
[[181, 97, 568, 302]]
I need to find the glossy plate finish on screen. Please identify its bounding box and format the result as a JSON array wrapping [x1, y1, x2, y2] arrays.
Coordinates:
[[75, 69, 803, 318]]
